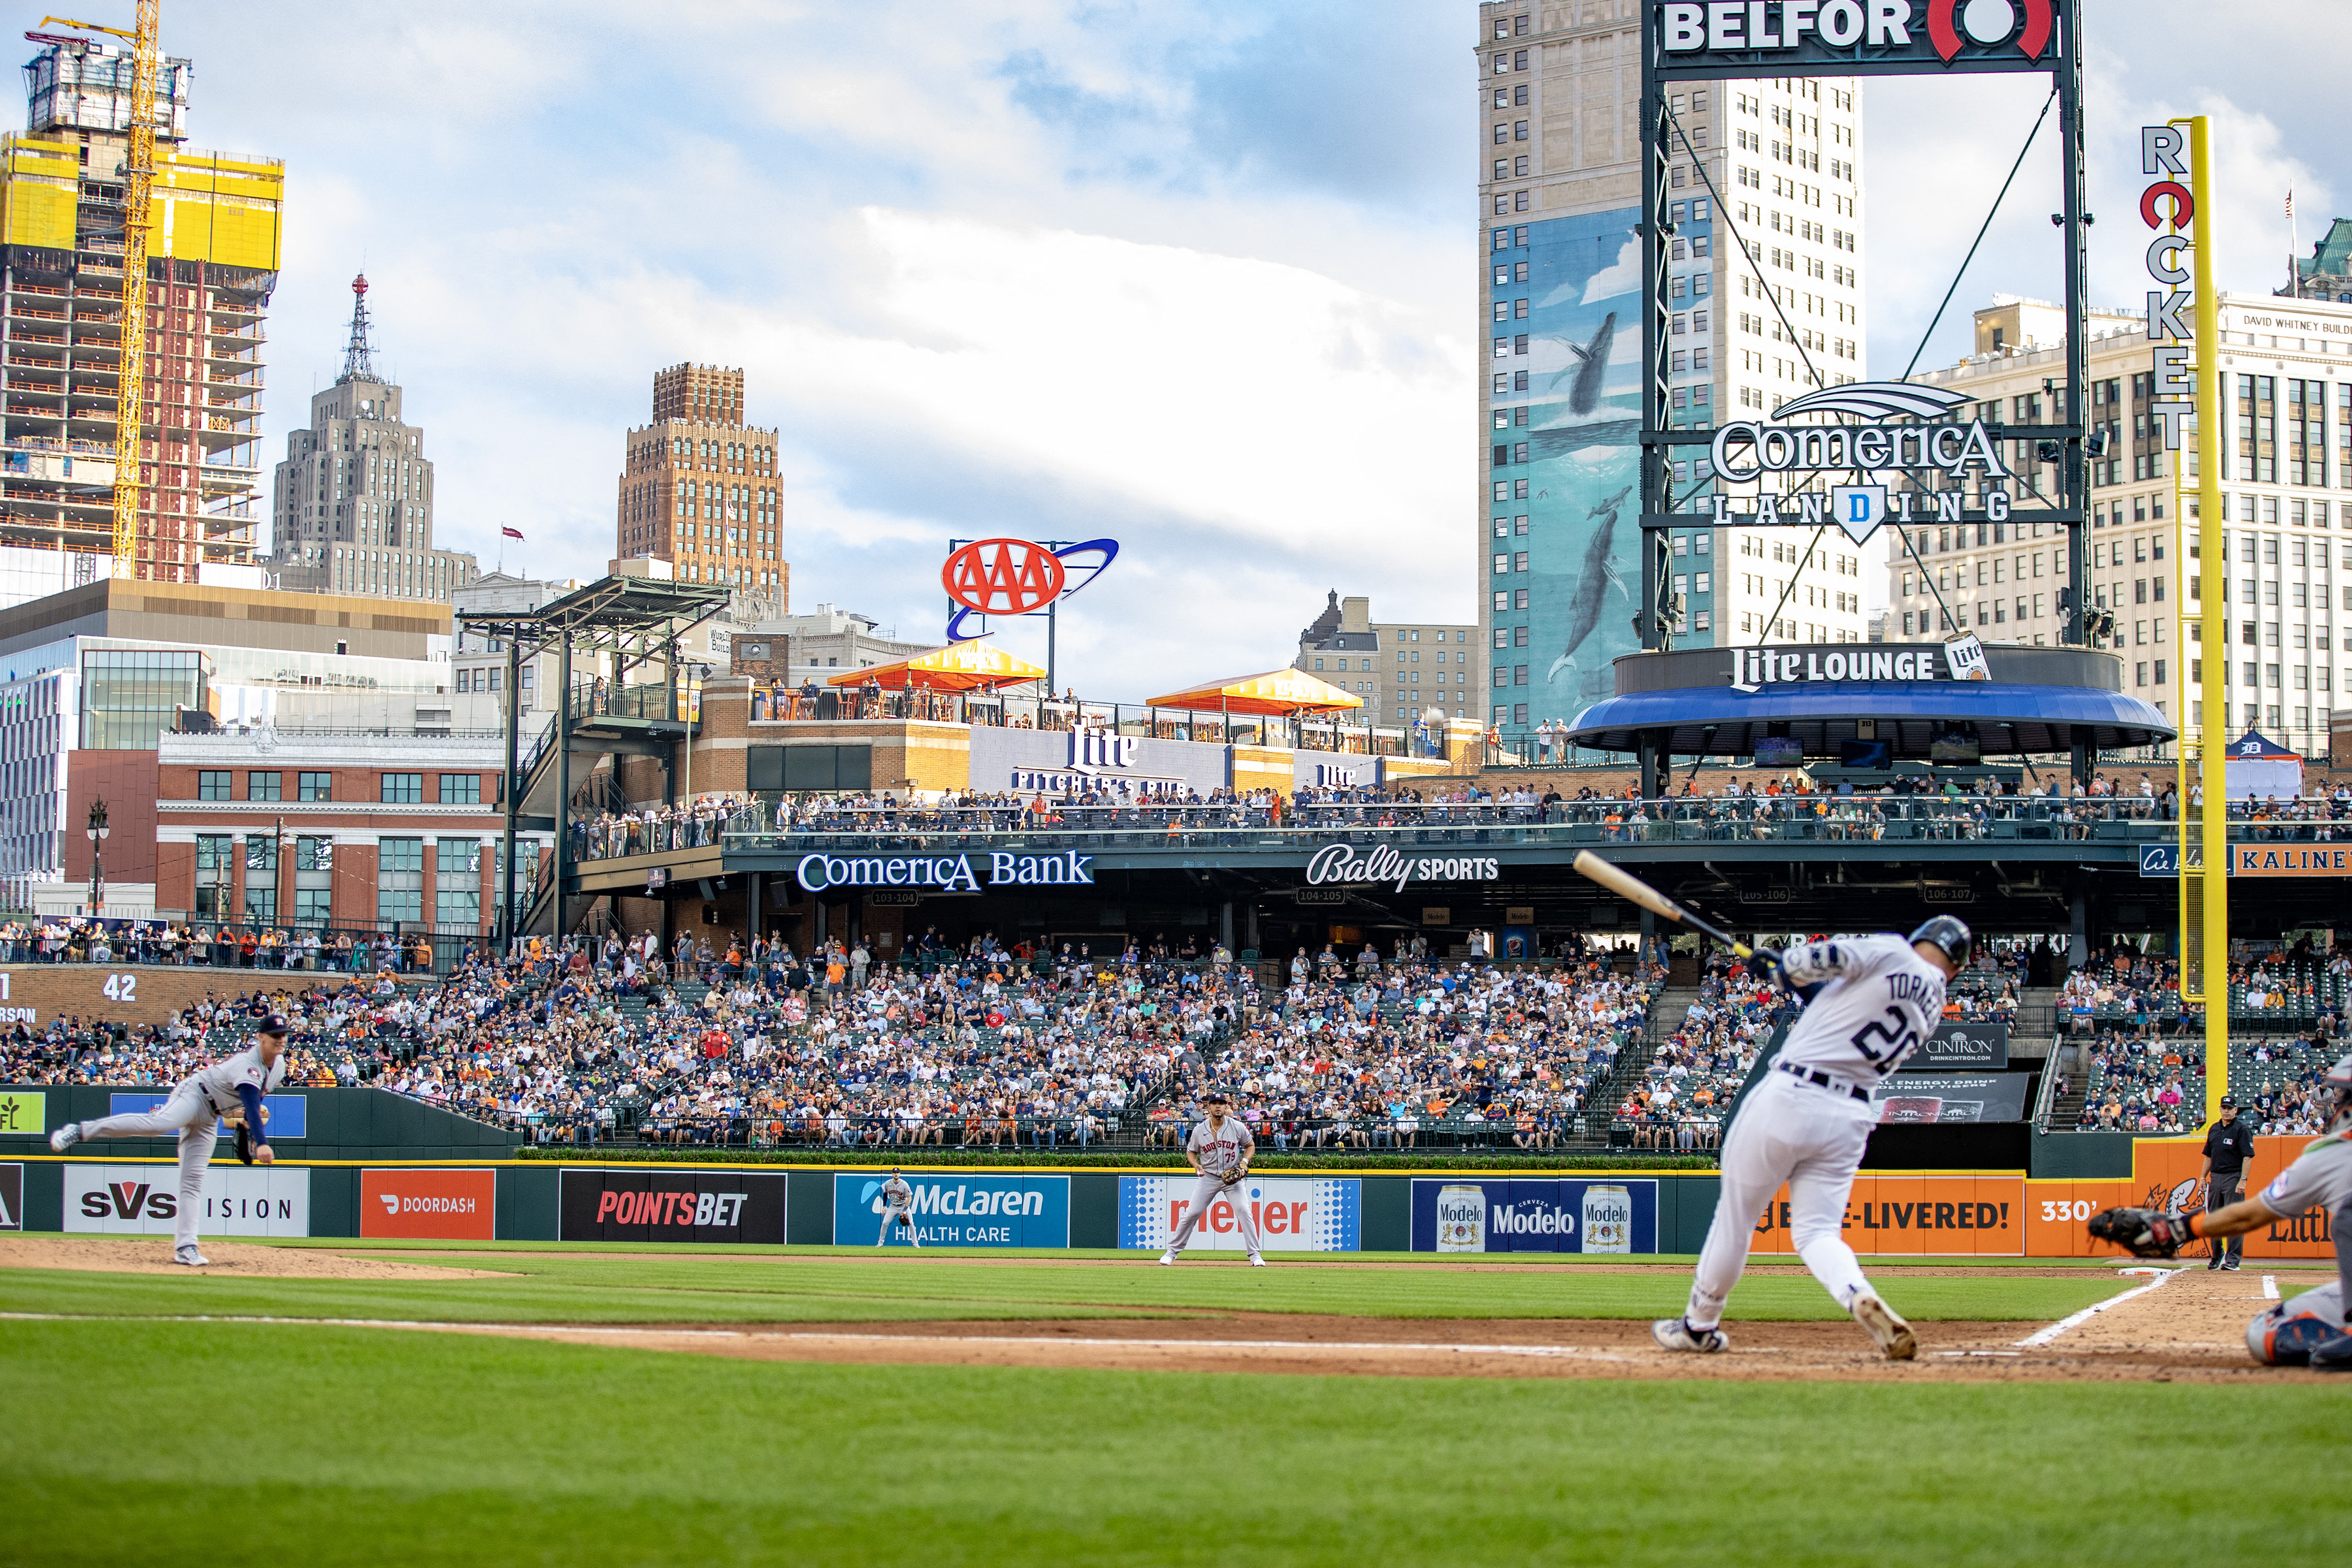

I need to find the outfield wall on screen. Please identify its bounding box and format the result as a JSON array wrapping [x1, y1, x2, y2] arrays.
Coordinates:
[[2, 1147, 2333, 1261]]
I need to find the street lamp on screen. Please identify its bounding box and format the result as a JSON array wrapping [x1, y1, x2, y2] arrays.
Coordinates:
[[85, 798, 109, 919]]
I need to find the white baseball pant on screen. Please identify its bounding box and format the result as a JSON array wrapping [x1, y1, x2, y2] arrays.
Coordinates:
[[878, 1207, 922, 1247], [1686, 1073, 1876, 1330], [76, 1079, 220, 1254], [1166, 1173, 1263, 1255]]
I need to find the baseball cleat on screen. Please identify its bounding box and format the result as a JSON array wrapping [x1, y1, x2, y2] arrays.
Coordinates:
[[48, 1121, 80, 1152], [1157, 1250, 1177, 1266], [1850, 1290, 1916, 1360], [172, 1246, 209, 1267], [1652, 1317, 1729, 1354], [1248, 1253, 1267, 1267]]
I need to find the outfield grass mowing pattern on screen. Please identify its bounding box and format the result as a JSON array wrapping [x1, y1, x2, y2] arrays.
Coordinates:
[[4, 1320, 2344, 1567]]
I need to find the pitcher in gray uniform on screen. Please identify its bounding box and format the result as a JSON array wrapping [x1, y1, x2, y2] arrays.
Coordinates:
[[2088, 1053, 2352, 1368]]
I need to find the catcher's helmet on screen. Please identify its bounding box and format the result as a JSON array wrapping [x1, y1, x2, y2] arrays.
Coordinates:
[[1908, 915, 1972, 968]]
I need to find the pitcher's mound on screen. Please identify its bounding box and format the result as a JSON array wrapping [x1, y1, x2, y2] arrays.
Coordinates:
[[0, 1235, 512, 1280]]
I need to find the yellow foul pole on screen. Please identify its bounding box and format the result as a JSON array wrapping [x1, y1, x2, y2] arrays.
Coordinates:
[[2185, 116, 2229, 1119]]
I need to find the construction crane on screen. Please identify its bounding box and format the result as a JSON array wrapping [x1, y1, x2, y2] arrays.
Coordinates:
[[44, 3, 159, 581]]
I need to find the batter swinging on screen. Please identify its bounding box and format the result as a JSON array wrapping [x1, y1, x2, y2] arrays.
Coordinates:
[[1655, 919, 1970, 1361]]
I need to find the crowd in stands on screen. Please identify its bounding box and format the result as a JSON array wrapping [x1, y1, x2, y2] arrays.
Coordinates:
[[0, 919, 436, 972]]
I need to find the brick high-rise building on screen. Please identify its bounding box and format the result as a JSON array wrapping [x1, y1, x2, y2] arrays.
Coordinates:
[[0, 36, 283, 585], [615, 363, 787, 596]]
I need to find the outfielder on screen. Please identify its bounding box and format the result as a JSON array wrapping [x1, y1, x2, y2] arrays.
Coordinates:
[[1655, 919, 1970, 1360], [49, 1014, 288, 1267], [877, 1169, 922, 1248], [2087, 1052, 2352, 1369], [1158, 1088, 1266, 1266]]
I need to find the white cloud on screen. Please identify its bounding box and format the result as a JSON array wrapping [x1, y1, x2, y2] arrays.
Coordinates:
[[1580, 237, 1641, 304]]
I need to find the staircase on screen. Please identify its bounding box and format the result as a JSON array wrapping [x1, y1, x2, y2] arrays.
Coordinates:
[[1566, 983, 1695, 1147], [2044, 1036, 2089, 1129]]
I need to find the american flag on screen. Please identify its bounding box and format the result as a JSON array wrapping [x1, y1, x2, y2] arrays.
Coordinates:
[[2286, 189, 2295, 218]]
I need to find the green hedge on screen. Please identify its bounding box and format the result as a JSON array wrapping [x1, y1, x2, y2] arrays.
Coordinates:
[[507, 1145, 1718, 1171]]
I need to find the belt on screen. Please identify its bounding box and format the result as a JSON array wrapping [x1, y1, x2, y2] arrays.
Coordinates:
[[1775, 1060, 1869, 1103]]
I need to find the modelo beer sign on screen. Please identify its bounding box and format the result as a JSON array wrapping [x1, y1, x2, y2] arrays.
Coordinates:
[[1305, 843, 1500, 892], [1412, 1178, 1661, 1254]]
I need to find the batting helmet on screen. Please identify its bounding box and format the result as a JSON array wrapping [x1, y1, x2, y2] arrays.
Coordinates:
[[1908, 915, 1973, 968]]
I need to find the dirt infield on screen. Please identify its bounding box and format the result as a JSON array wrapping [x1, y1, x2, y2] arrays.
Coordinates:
[[0, 1237, 513, 1280], [411, 1268, 2323, 1384]]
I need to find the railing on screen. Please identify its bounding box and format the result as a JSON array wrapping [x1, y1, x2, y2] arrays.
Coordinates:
[[568, 680, 683, 725], [754, 687, 1431, 758], [577, 808, 732, 860], [711, 794, 2342, 852], [0, 919, 484, 975]]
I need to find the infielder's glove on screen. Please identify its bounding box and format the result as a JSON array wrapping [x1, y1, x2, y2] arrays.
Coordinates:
[[2086, 1206, 2199, 1258], [1219, 1166, 1246, 1188]]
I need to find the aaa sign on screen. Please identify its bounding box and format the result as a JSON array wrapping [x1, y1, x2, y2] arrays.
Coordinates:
[[941, 538, 1066, 615]]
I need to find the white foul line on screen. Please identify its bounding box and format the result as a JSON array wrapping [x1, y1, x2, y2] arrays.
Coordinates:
[[2014, 1267, 2182, 1348]]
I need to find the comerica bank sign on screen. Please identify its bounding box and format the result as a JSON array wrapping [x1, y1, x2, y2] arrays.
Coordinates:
[[796, 852, 1096, 893]]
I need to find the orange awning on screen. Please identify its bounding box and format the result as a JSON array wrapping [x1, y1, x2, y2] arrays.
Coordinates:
[[825, 640, 1046, 693], [1145, 667, 1364, 716]]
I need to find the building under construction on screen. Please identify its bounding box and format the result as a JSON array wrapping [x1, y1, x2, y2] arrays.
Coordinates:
[[0, 34, 282, 589]]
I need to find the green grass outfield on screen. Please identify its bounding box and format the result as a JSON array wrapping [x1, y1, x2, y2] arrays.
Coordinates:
[[3, 1318, 2343, 1566], [0, 1241, 2166, 1325]]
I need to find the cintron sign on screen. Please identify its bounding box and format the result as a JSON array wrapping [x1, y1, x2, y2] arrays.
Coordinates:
[[1654, 1, 2065, 75]]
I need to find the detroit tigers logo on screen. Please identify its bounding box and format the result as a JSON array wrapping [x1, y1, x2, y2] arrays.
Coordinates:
[[1925, 0, 2055, 63]]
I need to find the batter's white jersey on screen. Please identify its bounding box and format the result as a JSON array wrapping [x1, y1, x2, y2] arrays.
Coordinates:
[[1186, 1115, 1252, 1177], [190, 1041, 289, 1117], [1774, 934, 1948, 1082], [879, 1175, 913, 1212]]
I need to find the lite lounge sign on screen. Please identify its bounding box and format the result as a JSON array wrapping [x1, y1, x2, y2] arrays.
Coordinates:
[[1005, 725, 1188, 798], [1729, 642, 1975, 685], [1306, 843, 1501, 893]]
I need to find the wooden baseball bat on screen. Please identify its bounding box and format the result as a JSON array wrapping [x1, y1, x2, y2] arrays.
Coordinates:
[[1571, 851, 1754, 958]]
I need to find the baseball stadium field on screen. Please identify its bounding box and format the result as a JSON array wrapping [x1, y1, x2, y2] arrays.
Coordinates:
[[1, 1237, 2342, 1565]]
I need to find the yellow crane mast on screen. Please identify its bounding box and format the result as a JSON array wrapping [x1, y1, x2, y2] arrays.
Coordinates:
[[44, 3, 159, 580]]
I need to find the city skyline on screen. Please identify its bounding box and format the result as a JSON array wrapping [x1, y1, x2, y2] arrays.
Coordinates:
[[107, 0, 2352, 700]]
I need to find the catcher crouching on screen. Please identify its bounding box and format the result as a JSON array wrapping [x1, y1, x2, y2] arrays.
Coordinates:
[[2084, 1053, 2352, 1369], [1158, 1088, 1266, 1267]]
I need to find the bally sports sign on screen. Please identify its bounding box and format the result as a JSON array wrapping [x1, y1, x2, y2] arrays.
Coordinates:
[[1305, 843, 1501, 892]]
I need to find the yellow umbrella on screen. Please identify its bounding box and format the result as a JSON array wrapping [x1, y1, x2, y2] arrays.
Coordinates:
[[1145, 667, 1364, 715], [826, 640, 1047, 693]]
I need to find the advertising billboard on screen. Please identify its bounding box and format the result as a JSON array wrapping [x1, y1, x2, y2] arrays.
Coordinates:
[[0, 1162, 18, 1230], [362, 1168, 497, 1240], [1747, 1174, 2021, 1255], [1495, 208, 1642, 723], [1119, 1175, 1360, 1252], [833, 1173, 1070, 1248], [106, 1091, 307, 1139], [559, 1169, 787, 1244], [1409, 1178, 1659, 1254], [1870, 1073, 2033, 1124], [63, 1164, 310, 1236], [0, 1090, 42, 1136]]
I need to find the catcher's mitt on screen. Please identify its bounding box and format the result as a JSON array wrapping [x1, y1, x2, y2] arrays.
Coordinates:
[[2087, 1205, 2199, 1258], [1218, 1166, 1247, 1188]]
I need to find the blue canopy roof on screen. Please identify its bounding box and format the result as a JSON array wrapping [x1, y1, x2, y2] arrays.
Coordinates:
[[1560, 679, 2174, 757]]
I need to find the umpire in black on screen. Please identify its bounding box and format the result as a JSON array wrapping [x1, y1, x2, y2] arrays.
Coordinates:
[[2200, 1094, 2253, 1270]]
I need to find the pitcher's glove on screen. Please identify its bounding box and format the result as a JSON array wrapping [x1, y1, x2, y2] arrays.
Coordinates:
[[2087, 1206, 2200, 1258], [235, 1120, 253, 1165], [1219, 1166, 1247, 1188]]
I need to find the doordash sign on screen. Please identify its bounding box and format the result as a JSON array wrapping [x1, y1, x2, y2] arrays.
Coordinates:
[[362, 1168, 497, 1240]]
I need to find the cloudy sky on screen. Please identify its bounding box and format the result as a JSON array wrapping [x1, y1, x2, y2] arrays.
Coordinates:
[[121, 0, 2342, 696]]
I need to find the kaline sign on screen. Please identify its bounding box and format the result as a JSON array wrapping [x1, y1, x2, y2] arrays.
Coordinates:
[[1654, 1, 2065, 76], [1305, 843, 1501, 893], [794, 851, 1096, 893]]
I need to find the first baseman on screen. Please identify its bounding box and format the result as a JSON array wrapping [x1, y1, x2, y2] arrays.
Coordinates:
[[2089, 1052, 2352, 1369], [1655, 918, 1970, 1360], [1159, 1088, 1265, 1266], [877, 1169, 922, 1248], [50, 1014, 289, 1267]]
